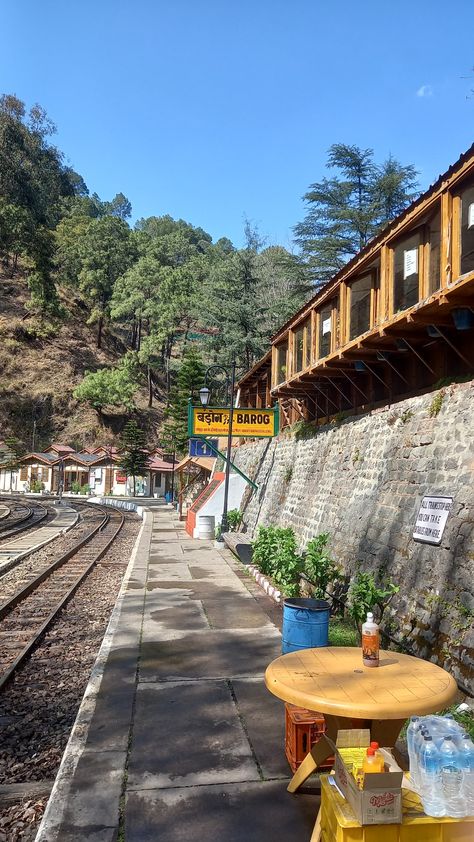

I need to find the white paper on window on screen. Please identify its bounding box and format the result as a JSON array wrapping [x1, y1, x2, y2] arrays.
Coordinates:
[[468, 202, 474, 229], [322, 317, 331, 335], [403, 248, 418, 279]]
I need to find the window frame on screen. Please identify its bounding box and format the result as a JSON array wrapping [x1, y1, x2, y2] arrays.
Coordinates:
[[390, 227, 424, 316], [346, 270, 376, 342]]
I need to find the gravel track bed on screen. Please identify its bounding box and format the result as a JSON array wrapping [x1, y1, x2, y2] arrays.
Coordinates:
[[0, 515, 140, 841], [0, 506, 103, 600]]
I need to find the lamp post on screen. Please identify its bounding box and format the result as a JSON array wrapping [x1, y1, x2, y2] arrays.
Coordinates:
[[199, 360, 236, 535]]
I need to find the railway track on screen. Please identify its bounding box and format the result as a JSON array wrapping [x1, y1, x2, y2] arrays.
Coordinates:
[[0, 504, 124, 692], [0, 498, 49, 540]]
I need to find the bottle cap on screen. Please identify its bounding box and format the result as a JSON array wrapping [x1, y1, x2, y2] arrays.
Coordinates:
[[370, 741, 379, 750], [367, 748, 375, 756], [367, 612, 374, 622], [425, 736, 432, 741]]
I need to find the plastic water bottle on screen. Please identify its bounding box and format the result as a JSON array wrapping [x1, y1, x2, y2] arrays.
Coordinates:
[[407, 717, 420, 783], [439, 736, 465, 817], [459, 736, 474, 816], [412, 725, 428, 789], [419, 736, 445, 817]]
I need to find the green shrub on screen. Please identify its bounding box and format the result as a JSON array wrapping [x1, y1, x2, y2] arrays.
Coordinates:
[[227, 509, 243, 532], [252, 525, 303, 596], [347, 568, 399, 633], [303, 533, 342, 599], [80, 483, 91, 495], [429, 390, 445, 418], [71, 480, 81, 494], [29, 479, 44, 493]]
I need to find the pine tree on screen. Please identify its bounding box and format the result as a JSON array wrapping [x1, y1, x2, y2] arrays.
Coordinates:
[[119, 420, 148, 497], [294, 144, 419, 287], [162, 347, 206, 454]]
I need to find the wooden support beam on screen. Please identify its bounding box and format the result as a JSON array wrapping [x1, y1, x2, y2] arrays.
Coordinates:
[[326, 378, 352, 406], [338, 369, 370, 402]]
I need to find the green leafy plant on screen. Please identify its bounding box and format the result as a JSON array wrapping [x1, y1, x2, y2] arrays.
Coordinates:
[[29, 479, 44, 493], [347, 569, 399, 633], [80, 483, 91, 495], [214, 523, 222, 541], [284, 466, 293, 483], [71, 480, 81, 494], [352, 447, 362, 465], [429, 390, 445, 418], [252, 525, 303, 596], [400, 409, 414, 423], [303, 533, 342, 599], [226, 509, 243, 532]]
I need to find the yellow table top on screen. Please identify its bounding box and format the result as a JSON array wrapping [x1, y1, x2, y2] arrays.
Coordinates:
[[265, 647, 458, 720]]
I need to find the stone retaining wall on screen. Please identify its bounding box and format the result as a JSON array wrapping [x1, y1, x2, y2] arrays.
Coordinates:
[[233, 381, 474, 692]]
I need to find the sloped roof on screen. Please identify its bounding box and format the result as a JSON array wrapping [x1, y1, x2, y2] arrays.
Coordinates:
[[45, 443, 75, 453], [175, 455, 215, 473], [148, 457, 176, 472], [20, 452, 60, 465]]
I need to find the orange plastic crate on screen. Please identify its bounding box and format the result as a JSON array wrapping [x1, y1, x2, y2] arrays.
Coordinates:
[[285, 703, 334, 772]]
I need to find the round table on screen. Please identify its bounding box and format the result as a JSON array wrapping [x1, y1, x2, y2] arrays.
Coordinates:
[[265, 646, 458, 793]]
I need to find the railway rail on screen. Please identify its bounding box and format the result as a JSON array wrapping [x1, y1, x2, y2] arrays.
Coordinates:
[[0, 498, 49, 541], [0, 504, 124, 692]]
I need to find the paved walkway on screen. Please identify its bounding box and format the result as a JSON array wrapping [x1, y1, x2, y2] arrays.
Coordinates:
[[36, 505, 319, 841]]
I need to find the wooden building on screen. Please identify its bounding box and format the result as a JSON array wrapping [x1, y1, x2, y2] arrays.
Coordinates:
[[238, 145, 474, 427]]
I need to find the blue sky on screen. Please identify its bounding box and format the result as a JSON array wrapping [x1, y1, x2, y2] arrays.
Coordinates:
[[1, 1, 473, 248]]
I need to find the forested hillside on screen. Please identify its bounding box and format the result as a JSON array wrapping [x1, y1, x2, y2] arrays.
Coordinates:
[[0, 94, 418, 454]]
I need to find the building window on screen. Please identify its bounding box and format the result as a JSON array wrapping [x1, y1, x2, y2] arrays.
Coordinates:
[[428, 210, 441, 294], [20, 466, 28, 481], [318, 305, 332, 358], [461, 184, 474, 276], [154, 472, 162, 487], [294, 325, 304, 373], [275, 341, 288, 384], [349, 274, 372, 340], [302, 318, 310, 369], [393, 232, 420, 312]]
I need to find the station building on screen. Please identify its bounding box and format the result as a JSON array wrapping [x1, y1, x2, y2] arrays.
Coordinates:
[[0, 443, 177, 498], [238, 145, 474, 426]]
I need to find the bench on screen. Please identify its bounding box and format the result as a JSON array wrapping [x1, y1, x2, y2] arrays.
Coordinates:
[[221, 531, 253, 565]]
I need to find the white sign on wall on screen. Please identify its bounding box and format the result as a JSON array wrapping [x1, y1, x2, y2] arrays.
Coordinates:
[[404, 248, 418, 279], [468, 202, 474, 229], [322, 317, 331, 335], [413, 495, 453, 545]]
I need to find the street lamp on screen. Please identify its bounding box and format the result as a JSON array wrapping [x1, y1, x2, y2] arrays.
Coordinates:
[[199, 386, 211, 407], [199, 361, 236, 535]]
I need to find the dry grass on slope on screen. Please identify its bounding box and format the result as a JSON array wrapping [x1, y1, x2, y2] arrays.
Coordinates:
[[0, 272, 163, 448]]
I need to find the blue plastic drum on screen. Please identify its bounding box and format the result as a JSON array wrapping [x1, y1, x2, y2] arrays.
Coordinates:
[[282, 597, 330, 654]]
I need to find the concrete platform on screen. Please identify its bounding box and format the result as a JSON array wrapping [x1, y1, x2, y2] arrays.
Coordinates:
[[0, 504, 79, 575], [36, 506, 319, 842]]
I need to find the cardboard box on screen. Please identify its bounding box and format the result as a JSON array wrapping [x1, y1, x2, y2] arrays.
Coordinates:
[[323, 729, 403, 826]]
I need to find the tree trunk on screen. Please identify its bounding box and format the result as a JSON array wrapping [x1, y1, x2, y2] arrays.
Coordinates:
[[148, 366, 153, 408], [131, 318, 137, 349], [133, 474, 136, 497], [97, 315, 103, 349], [137, 317, 142, 351]]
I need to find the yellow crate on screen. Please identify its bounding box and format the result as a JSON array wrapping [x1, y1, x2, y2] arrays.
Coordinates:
[[320, 774, 474, 842]]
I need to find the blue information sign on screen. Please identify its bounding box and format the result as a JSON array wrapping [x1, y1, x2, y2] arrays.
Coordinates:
[[189, 438, 218, 457]]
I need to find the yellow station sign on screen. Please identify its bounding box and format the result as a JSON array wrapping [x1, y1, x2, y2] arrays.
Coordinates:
[[189, 406, 278, 438]]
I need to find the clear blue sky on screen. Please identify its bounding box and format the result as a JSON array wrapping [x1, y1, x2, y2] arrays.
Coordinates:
[[2, 1, 473, 248]]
